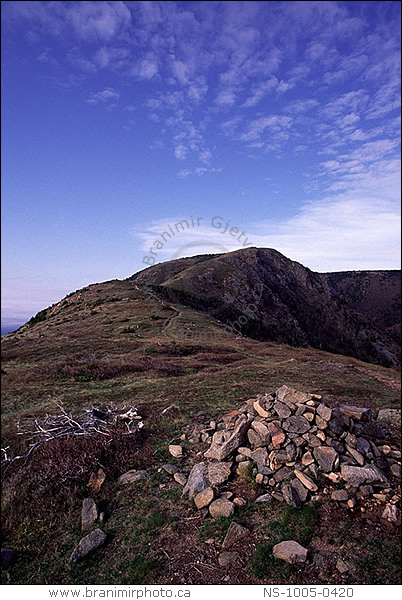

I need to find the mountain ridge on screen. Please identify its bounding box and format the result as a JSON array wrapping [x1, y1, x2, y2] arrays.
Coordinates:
[[130, 247, 400, 367]]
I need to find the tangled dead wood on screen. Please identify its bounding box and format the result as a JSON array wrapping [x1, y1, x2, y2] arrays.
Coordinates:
[[1, 404, 143, 469]]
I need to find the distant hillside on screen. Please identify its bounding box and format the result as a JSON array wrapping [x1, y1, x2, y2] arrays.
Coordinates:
[[130, 247, 400, 367]]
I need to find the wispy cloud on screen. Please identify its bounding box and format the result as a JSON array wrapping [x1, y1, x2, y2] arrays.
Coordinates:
[[87, 87, 120, 104]]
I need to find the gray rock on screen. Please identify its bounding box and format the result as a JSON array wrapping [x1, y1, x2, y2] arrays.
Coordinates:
[[272, 540, 308, 564], [376, 408, 401, 427], [316, 404, 332, 422], [273, 466, 293, 482], [81, 498, 99, 531], [162, 463, 179, 475], [209, 498, 235, 518], [218, 551, 240, 567], [117, 469, 150, 485], [251, 447, 269, 468], [339, 405, 372, 422], [204, 414, 251, 461], [222, 522, 249, 549], [70, 529, 107, 563], [346, 446, 365, 466], [390, 464, 401, 478], [1, 548, 16, 569], [251, 420, 271, 445], [208, 462, 232, 487], [282, 483, 302, 508], [275, 385, 311, 405], [356, 437, 371, 455], [290, 478, 309, 502], [313, 446, 338, 472], [303, 433, 322, 447], [328, 415, 344, 436], [282, 416, 310, 434], [381, 504, 400, 522], [255, 493, 273, 503], [341, 464, 389, 487], [182, 462, 209, 499], [331, 489, 349, 502], [336, 559, 351, 574], [273, 402, 292, 419]]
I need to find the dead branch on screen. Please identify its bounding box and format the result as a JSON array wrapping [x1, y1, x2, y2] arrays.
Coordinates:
[[1, 403, 144, 470]]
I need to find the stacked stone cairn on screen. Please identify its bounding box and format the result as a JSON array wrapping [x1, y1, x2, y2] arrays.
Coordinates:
[[180, 385, 401, 515]]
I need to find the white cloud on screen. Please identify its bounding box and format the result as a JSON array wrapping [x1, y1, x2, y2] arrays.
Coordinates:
[[87, 87, 120, 104]]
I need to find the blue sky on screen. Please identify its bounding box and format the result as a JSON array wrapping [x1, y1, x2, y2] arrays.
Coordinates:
[[1, 1, 401, 326]]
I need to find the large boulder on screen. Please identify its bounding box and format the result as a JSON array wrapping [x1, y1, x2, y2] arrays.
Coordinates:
[[341, 464, 389, 487]]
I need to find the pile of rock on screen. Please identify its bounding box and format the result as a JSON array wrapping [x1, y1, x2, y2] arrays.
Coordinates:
[[177, 385, 400, 517]]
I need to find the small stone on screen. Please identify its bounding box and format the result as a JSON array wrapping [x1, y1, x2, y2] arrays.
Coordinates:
[[208, 462, 232, 487], [349, 447, 365, 466], [315, 415, 328, 430], [194, 487, 214, 509], [1, 548, 16, 569], [251, 420, 271, 444], [282, 416, 310, 434], [347, 497, 357, 508], [162, 463, 179, 475], [282, 483, 302, 508], [255, 493, 273, 503], [255, 473, 264, 484], [338, 405, 372, 422], [169, 445, 183, 458], [209, 420, 217, 430], [238, 446, 252, 458], [70, 529, 107, 563], [355, 437, 371, 455], [331, 489, 349, 502], [372, 493, 387, 502], [290, 478, 309, 502], [267, 422, 286, 448], [218, 552, 240, 567], [272, 540, 308, 564], [236, 461, 252, 477], [173, 472, 187, 486], [233, 497, 246, 506], [316, 431, 326, 442], [304, 412, 315, 422], [182, 462, 209, 499], [317, 404, 332, 422], [313, 446, 338, 472], [390, 464, 401, 479], [253, 398, 271, 418], [381, 505, 400, 522], [294, 469, 318, 492], [117, 469, 149, 485], [336, 559, 350, 574], [220, 491, 233, 500], [324, 472, 342, 483], [201, 432, 209, 443], [205, 414, 251, 461], [303, 433, 322, 447], [81, 498, 99, 531], [273, 402, 292, 419], [222, 522, 249, 549], [87, 468, 106, 494], [209, 499, 235, 518]]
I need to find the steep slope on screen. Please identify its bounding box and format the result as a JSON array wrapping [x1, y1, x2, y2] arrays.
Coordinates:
[[326, 270, 401, 343], [130, 247, 400, 367]]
